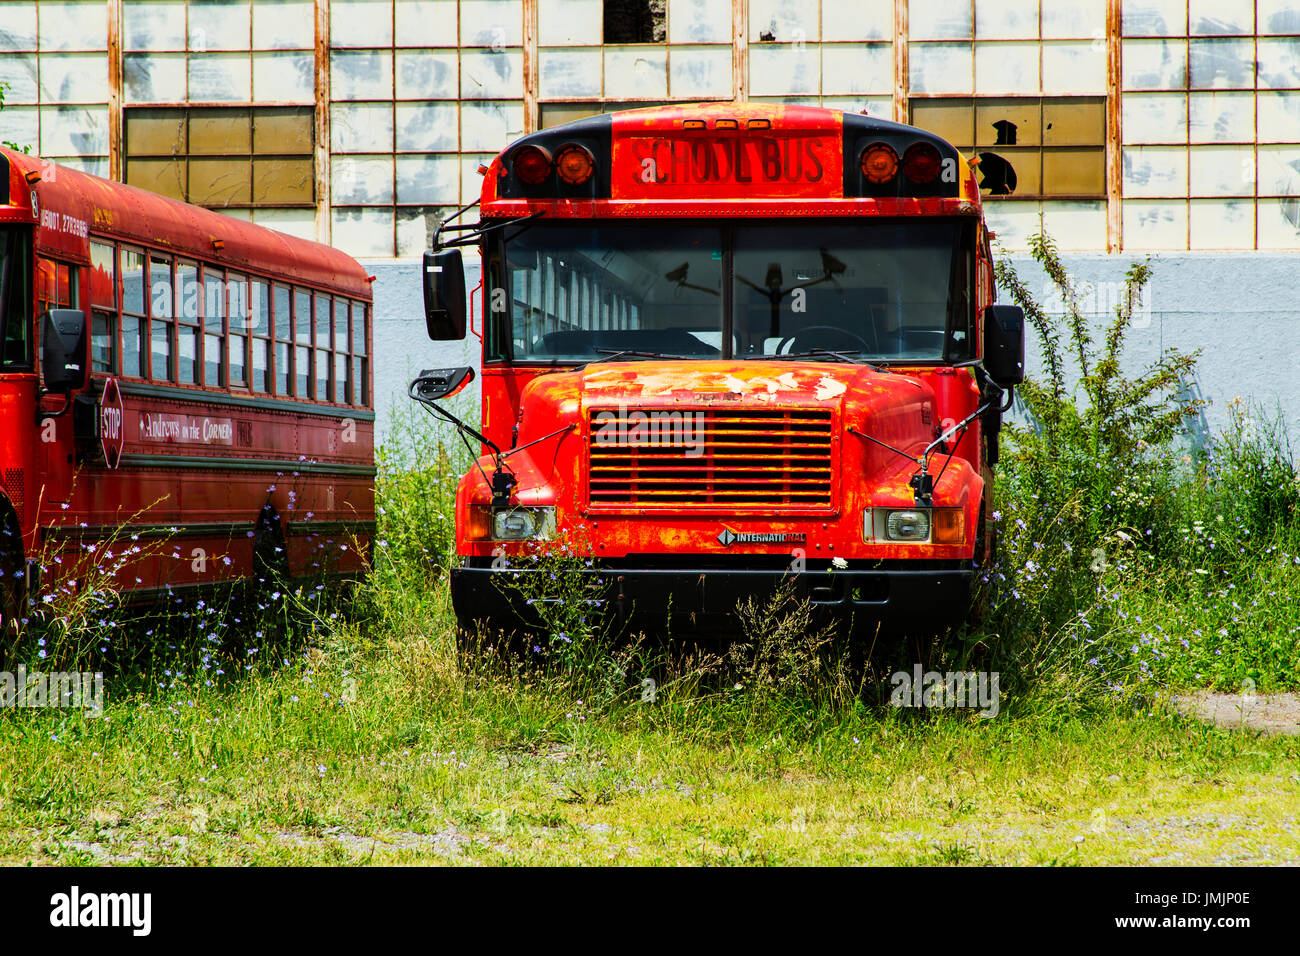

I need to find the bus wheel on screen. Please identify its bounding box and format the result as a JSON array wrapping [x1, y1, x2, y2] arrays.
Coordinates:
[[0, 509, 25, 640]]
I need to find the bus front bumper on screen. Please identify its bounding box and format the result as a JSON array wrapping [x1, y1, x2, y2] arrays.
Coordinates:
[[449, 559, 974, 634]]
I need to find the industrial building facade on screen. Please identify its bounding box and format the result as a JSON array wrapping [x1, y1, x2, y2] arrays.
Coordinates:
[[3, 0, 1300, 259]]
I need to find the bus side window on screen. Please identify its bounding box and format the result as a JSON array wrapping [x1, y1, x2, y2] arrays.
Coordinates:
[[314, 292, 331, 402], [89, 241, 116, 373], [351, 300, 367, 407], [250, 279, 270, 393], [294, 287, 311, 398], [36, 256, 78, 312], [121, 247, 146, 377], [272, 282, 292, 396], [176, 260, 199, 384], [203, 265, 226, 387], [148, 254, 174, 382]]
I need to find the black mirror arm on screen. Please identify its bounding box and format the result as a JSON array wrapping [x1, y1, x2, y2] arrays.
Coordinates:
[[36, 388, 75, 423]]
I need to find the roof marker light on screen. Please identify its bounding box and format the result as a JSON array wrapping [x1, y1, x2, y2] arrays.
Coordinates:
[[683, 119, 706, 129], [860, 143, 899, 184], [512, 145, 553, 185], [714, 119, 738, 129], [747, 118, 771, 129], [554, 144, 596, 185], [903, 142, 943, 184]]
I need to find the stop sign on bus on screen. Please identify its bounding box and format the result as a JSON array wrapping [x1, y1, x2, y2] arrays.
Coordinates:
[[100, 377, 124, 469]]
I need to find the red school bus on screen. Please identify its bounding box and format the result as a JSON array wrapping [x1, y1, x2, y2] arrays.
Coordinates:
[[0, 147, 374, 631], [413, 103, 1023, 636]]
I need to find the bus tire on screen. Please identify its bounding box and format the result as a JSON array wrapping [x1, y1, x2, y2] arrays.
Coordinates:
[[0, 506, 25, 640]]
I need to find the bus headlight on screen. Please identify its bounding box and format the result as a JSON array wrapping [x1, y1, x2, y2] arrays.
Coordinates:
[[490, 507, 557, 541], [886, 509, 930, 541], [867, 507, 964, 544]]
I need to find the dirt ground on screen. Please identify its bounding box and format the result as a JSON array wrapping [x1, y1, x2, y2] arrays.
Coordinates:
[[1174, 692, 1300, 736]]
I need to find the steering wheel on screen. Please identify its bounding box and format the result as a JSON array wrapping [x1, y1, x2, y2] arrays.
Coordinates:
[[777, 325, 873, 355]]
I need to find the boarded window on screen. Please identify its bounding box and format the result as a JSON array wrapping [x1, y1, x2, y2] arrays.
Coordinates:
[[604, 1, 667, 44], [911, 96, 1106, 199]]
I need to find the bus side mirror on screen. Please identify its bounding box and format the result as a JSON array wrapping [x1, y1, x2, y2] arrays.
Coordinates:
[[982, 304, 1024, 387], [423, 248, 466, 341], [413, 366, 475, 401], [41, 308, 88, 391]]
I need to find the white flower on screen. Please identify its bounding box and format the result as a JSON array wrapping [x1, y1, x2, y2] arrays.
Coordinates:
[[831, 556, 848, 569]]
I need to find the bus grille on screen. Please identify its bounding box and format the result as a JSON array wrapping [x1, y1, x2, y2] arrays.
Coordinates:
[[587, 407, 835, 511]]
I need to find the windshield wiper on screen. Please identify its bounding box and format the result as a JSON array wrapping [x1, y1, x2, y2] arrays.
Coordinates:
[[766, 348, 881, 370], [589, 348, 696, 363]]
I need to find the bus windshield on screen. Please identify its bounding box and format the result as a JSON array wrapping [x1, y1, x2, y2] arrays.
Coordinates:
[[489, 219, 973, 364], [0, 226, 33, 369]]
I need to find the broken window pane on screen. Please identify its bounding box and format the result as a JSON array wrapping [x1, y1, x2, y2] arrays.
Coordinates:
[[124, 1, 188, 52], [909, 43, 973, 94], [460, 49, 525, 99], [332, 0, 394, 48], [975, 0, 1039, 39], [604, 0, 667, 44], [252, 0, 314, 49], [398, 207, 451, 257], [668, 0, 730, 44], [975, 42, 1039, 94], [39, 0, 108, 51], [1123, 145, 1189, 196], [395, 101, 458, 151], [188, 0, 251, 52], [1189, 91, 1255, 142], [975, 98, 1041, 146], [1188, 38, 1255, 89], [1122, 92, 1188, 143], [188, 52, 252, 101], [751, 0, 820, 44], [1189, 0, 1254, 36], [332, 50, 395, 100], [822, 43, 892, 96], [1122, 38, 1189, 90], [668, 46, 732, 98], [1189, 199, 1254, 247], [749, 45, 820, 96], [909, 0, 972, 40], [397, 51, 459, 100], [603, 46, 669, 98], [1122, 0, 1187, 37], [1189, 145, 1256, 196]]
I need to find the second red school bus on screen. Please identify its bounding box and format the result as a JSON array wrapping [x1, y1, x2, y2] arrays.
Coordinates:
[[414, 102, 1025, 636], [0, 147, 375, 626]]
